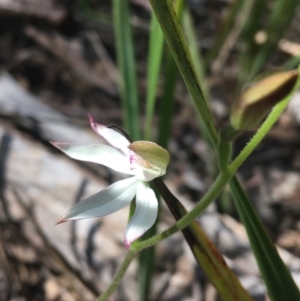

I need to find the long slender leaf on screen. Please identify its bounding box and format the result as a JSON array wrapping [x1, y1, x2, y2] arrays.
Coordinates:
[[113, 0, 140, 140], [139, 2, 184, 299], [181, 4, 215, 148], [157, 0, 184, 148], [182, 6, 209, 102], [157, 52, 178, 148], [144, 12, 164, 141], [154, 178, 254, 301], [229, 176, 300, 301], [149, 0, 218, 148]]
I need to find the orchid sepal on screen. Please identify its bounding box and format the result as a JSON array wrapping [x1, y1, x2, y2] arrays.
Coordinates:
[[55, 176, 139, 225]]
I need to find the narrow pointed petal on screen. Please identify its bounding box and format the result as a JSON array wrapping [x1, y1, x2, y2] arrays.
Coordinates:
[[51, 142, 135, 175], [88, 114, 130, 154], [124, 182, 158, 248], [56, 176, 139, 224]]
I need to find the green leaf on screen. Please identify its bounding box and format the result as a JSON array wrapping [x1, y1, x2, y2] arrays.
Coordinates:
[[149, 0, 218, 148], [182, 6, 209, 101], [140, 3, 184, 299], [113, 0, 140, 140], [229, 177, 300, 301], [144, 12, 164, 141], [154, 178, 254, 301], [138, 0, 183, 301]]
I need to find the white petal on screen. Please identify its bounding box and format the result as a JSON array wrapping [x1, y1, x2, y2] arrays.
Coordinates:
[[51, 142, 135, 175], [124, 182, 158, 248], [89, 114, 130, 154], [56, 176, 139, 223]]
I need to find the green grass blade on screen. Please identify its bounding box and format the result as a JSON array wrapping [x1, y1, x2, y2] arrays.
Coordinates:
[[149, 0, 218, 148], [181, 4, 216, 146], [154, 178, 254, 301], [113, 0, 140, 140], [139, 13, 164, 298], [139, 2, 184, 299], [182, 6, 209, 101], [157, 52, 178, 148], [157, 0, 184, 148], [229, 176, 300, 301], [144, 12, 164, 141]]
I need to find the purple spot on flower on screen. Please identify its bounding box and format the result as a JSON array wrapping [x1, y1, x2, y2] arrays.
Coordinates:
[[129, 154, 136, 170]]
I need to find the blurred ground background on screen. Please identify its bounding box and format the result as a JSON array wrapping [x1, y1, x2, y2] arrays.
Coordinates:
[[1, 0, 300, 300]]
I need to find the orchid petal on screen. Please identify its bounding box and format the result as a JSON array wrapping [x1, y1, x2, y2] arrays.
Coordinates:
[[88, 114, 130, 154], [51, 142, 135, 175], [124, 182, 158, 248], [56, 176, 139, 224]]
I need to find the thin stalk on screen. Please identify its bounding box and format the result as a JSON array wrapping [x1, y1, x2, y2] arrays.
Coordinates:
[[113, 0, 140, 140], [96, 250, 137, 301]]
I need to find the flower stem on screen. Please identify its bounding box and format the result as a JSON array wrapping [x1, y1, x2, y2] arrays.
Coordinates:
[[96, 250, 137, 301]]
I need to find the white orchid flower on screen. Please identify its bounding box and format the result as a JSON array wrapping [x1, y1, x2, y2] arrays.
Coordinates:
[[51, 115, 170, 248]]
